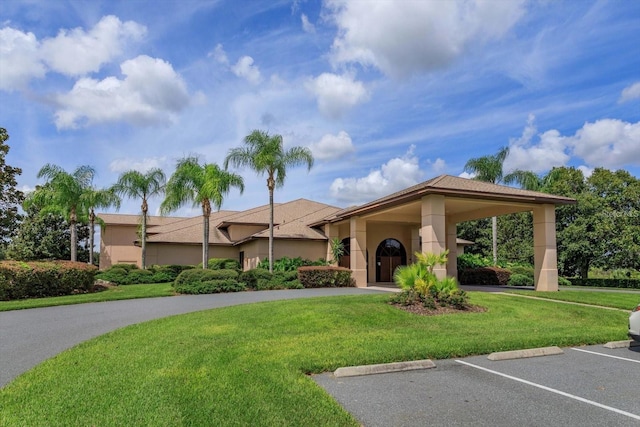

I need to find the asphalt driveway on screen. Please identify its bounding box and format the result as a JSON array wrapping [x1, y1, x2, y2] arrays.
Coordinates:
[[0, 287, 382, 388]]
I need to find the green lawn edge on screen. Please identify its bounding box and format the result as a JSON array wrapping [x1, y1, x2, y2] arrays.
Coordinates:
[[0, 293, 630, 426], [505, 289, 640, 310]]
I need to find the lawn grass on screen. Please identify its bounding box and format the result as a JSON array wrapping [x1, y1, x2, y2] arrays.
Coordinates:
[[0, 292, 629, 426], [0, 283, 175, 312], [506, 289, 640, 310]]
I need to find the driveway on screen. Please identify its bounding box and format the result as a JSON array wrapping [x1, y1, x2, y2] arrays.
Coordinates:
[[0, 287, 382, 388], [315, 344, 640, 426]]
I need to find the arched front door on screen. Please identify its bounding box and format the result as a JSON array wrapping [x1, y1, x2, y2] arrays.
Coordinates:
[[376, 238, 406, 282]]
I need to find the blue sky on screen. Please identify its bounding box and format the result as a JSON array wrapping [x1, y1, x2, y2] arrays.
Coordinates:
[[1, 0, 639, 217]]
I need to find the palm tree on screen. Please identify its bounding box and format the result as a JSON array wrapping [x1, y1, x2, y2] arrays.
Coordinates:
[[224, 130, 314, 273], [25, 164, 95, 262], [112, 168, 166, 269], [81, 188, 121, 265], [161, 156, 244, 269], [463, 147, 509, 265]]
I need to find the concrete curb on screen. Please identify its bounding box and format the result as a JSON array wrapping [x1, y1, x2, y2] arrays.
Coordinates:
[[487, 346, 564, 361], [604, 340, 640, 349], [334, 359, 436, 377]]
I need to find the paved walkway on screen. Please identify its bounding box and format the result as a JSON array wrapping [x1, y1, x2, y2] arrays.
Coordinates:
[[0, 287, 383, 388]]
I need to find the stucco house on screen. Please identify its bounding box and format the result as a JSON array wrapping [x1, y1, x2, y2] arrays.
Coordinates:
[[99, 174, 574, 291]]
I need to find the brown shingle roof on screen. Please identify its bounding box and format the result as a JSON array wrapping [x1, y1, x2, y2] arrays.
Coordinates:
[[97, 213, 188, 226]]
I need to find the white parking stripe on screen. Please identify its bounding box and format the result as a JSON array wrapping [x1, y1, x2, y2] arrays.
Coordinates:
[[570, 347, 640, 364], [455, 360, 640, 421]]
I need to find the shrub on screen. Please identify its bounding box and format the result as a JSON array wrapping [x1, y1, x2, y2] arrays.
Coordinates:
[[566, 278, 640, 289], [174, 268, 239, 286], [258, 256, 326, 272], [558, 276, 572, 287], [0, 260, 97, 300], [174, 279, 245, 294], [111, 263, 138, 271], [198, 258, 241, 271], [126, 269, 155, 284], [240, 269, 274, 289], [509, 265, 534, 278], [459, 267, 511, 286], [508, 273, 534, 287], [297, 266, 354, 288], [457, 253, 492, 271]]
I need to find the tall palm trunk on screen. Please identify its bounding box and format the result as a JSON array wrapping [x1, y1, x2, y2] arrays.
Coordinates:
[[141, 198, 148, 269], [268, 176, 275, 273], [492, 216, 497, 265], [70, 207, 77, 262], [202, 200, 211, 269], [89, 209, 95, 265]]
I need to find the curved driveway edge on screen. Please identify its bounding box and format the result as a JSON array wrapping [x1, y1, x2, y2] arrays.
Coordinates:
[[0, 287, 382, 388]]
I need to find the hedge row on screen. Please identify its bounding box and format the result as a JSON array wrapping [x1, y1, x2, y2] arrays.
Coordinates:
[[297, 266, 354, 288], [567, 278, 640, 289], [0, 261, 97, 301], [459, 267, 511, 286], [96, 264, 193, 285]]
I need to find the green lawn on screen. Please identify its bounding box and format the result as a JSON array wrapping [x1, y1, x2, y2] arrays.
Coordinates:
[[0, 283, 175, 311], [0, 293, 629, 426], [506, 289, 640, 310]]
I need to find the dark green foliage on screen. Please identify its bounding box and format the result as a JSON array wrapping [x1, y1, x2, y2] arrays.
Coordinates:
[[558, 277, 572, 286], [174, 268, 239, 287], [457, 253, 493, 271], [197, 258, 241, 270], [389, 288, 470, 310], [174, 279, 245, 294], [508, 273, 534, 287], [239, 268, 273, 289], [6, 205, 90, 262], [297, 266, 354, 288], [111, 263, 138, 271], [257, 256, 325, 272], [567, 278, 640, 289], [0, 260, 96, 300], [0, 128, 24, 249], [509, 265, 534, 277], [96, 264, 186, 285], [459, 267, 511, 286]]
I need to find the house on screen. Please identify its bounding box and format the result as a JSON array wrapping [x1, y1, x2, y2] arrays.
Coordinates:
[[99, 174, 574, 291]]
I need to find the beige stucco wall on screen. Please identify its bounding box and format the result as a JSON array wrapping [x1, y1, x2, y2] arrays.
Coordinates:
[[240, 239, 268, 270], [227, 224, 267, 242], [239, 239, 327, 271], [99, 224, 141, 269], [146, 244, 239, 267]]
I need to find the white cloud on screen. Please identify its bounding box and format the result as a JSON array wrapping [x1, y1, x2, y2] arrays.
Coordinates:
[[209, 43, 229, 64], [577, 165, 594, 178], [330, 145, 423, 204], [301, 14, 315, 33], [41, 15, 146, 76], [325, 0, 526, 78], [0, 27, 45, 90], [568, 119, 640, 169], [309, 131, 355, 160], [619, 82, 640, 103], [231, 56, 262, 84], [306, 72, 369, 118], [54, 55, 190, 129], [503, 114, 570, 173], [427, 158, 447, 174], [458, 172, 475, 179], [109, 156, 168, 173]]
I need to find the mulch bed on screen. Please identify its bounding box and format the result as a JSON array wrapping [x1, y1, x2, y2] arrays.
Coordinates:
[[391, 302, 487, 316]]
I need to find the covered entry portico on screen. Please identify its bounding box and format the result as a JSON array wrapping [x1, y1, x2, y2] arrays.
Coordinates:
[[320, 175, 575, 291]]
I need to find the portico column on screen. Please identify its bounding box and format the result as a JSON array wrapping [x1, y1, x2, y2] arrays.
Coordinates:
[[411, 228, 421, 264], [421, 195, 447, 279], [533, 204, 559, 292], [350, 216, 367, 287], [446, 220, 458, 279], [324, 223, 339, 265]]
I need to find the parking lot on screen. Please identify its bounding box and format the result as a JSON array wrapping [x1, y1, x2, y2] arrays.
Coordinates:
[[315, 343, 640, 426]]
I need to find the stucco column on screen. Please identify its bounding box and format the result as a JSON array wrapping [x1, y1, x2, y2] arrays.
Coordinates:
[[446, 220, 458, 279], [350, 216, 367, 287], [533, 204, 559, 292], [411, 228, 420, 264], [421, 195, 447, 279], [324, 223, 339, 264]]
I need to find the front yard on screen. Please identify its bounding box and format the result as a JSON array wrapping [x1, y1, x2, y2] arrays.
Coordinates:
[[0, 292, 632, 426]]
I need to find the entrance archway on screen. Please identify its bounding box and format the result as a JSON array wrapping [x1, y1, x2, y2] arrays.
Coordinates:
[[376, 238, 406, 282]]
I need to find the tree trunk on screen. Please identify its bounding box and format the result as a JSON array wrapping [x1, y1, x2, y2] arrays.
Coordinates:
[[89, 209, 95, 265], [141, 199, 147, 269], [268, 176, 275, 274], [70, 207, 77, 262], [202, 200, 211, 269], [492, 215, 497, 266]]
